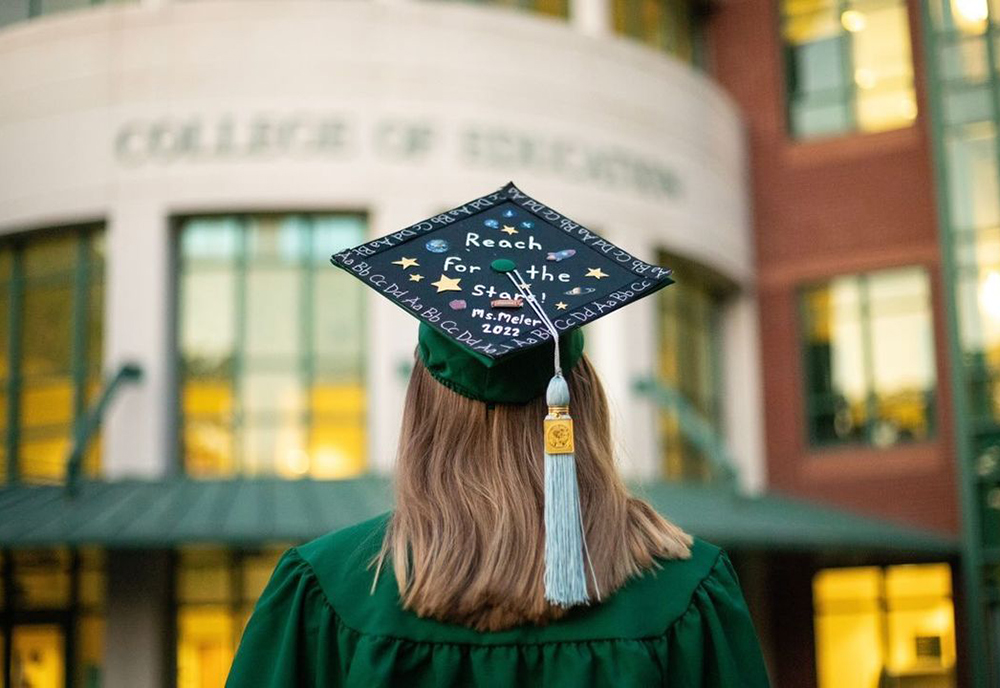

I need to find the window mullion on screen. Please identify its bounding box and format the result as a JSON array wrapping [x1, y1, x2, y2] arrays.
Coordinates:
[[6, 247, 23, 484], [70, 234, 90, 446], [838, 0, 858, 131], [859, 274, 878, 445], [234, 220, 249, 477], [302, 219, 315, 479]]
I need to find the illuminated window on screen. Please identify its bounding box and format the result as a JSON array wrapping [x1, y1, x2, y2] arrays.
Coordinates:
[[0, 0, 137, 29], [0, 548, 105, 688], [813, 564, 957, 688], [429, 0, 568, 18], [176, 547, 287, 688], [780, 0, 917, 138], [177, 213, 367, 479], [0, 226, 105, 485], [944, 122, 1000, 424], [657, 254, 733, 481], [800, 266, 936, 447], [612, 0, 702, 62]]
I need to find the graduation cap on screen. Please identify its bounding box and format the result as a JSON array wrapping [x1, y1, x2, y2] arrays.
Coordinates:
[[330, 182, 675, 607]]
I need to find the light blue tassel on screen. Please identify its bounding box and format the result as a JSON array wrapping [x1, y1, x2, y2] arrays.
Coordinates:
[[544, 373, 589, 607]]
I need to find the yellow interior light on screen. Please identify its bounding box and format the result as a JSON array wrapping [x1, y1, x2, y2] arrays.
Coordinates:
[[951, 0, 988, 33], [980, 271, 1000, 320], [841, 9, 867, 32]]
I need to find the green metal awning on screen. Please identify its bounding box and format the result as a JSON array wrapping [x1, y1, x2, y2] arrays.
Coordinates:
[[0, 477, 957, 555], [636, 481, 958, 555]]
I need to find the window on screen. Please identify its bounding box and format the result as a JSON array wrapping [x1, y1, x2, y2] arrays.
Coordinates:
[[800, 266, 936, 448], [813, 564, 957, 687], [612, 0, 702, 62], [0, 0, 137, 30], [657, 254, 732, 481], [428, 0, 568, 19], [0, 548, 105, 688], [0, 226, 105, 485], [175, 547, 286, 688], [780, 0, 917, 138], [177, 213, 367, 479]]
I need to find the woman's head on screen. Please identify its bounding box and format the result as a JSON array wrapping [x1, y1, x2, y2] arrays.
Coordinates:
[[378, 349, 693, 632]]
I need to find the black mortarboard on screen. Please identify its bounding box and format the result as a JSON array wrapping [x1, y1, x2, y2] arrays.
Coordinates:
[[330, 182, 675, 607], [330, 181, 674, 388]]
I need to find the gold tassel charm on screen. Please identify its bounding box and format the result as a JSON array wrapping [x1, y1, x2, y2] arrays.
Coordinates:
[[545, 406, 574, 455]]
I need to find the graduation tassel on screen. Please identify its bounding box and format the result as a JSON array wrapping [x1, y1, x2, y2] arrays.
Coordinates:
[[543, 372, 589, 606], [502, 268, 598, 607]]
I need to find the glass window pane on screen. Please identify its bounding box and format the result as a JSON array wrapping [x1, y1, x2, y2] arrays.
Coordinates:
[[12, 625, 64, 688], [241, 419, 308, 478], [851, 0, 917, 132], [0, 286, 8, 381], [245, 269, 300, 359], [77, 615, 104, 688], [243, 369, 304, 417], [78, 549, 106, 608], [184, 416, 235, 478], [23, 235, 76, 277], [946, 123, 999, 232], [181, 271, 236, 371], [21, 380, 73, 430], [21, 282, 73, 378], [177, 607, 234, 688], [611, 0, 695, 60], [12, 550, 72, 608], [312, 215, 366, 264], [803, 278, 868, 443], [313, 271, 364, 368], [180, 217, 241, 265], [19, 434, 70, 484], [868, 269, 936, 444], [247, 216, 308, 264], [177, 549, 231, 603], [814, 567, 884, 688]]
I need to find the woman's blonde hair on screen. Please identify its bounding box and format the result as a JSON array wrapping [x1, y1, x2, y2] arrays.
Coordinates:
[[375, 352, 692, 631]]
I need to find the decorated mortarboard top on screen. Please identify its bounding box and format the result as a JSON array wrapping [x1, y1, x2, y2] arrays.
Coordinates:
[[331, 182, 676, 611], [329, 181, 674, 364]]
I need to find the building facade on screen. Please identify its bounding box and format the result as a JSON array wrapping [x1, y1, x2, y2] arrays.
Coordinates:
[[0, 0, 975, 686]]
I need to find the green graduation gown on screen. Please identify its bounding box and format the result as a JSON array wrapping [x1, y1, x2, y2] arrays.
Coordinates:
[[226, 513, 771, 687]]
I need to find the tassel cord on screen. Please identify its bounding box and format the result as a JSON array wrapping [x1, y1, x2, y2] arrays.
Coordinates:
[[506, 269, 600, 603]]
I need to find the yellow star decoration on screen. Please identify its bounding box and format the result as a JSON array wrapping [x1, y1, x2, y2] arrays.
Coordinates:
[[431, 274, 462, 293], [392, 257, 419, 269], [500, 225, 519, 235], [555, 302, 568, 310], [409, 273, 424, 282], [585, 267, 609, 280]]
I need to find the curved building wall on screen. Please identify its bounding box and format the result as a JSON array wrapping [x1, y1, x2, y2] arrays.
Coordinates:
[[0, 0, 763, 488]]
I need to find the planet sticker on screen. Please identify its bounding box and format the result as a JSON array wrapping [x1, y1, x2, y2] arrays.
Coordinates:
[[449, 299, 467, 310], [565, 286, 596, 296], [547, 249, 576, 262], [425, 239, 449, 253], [502, 209, 516, 218], [484, 219, 499, 228]]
